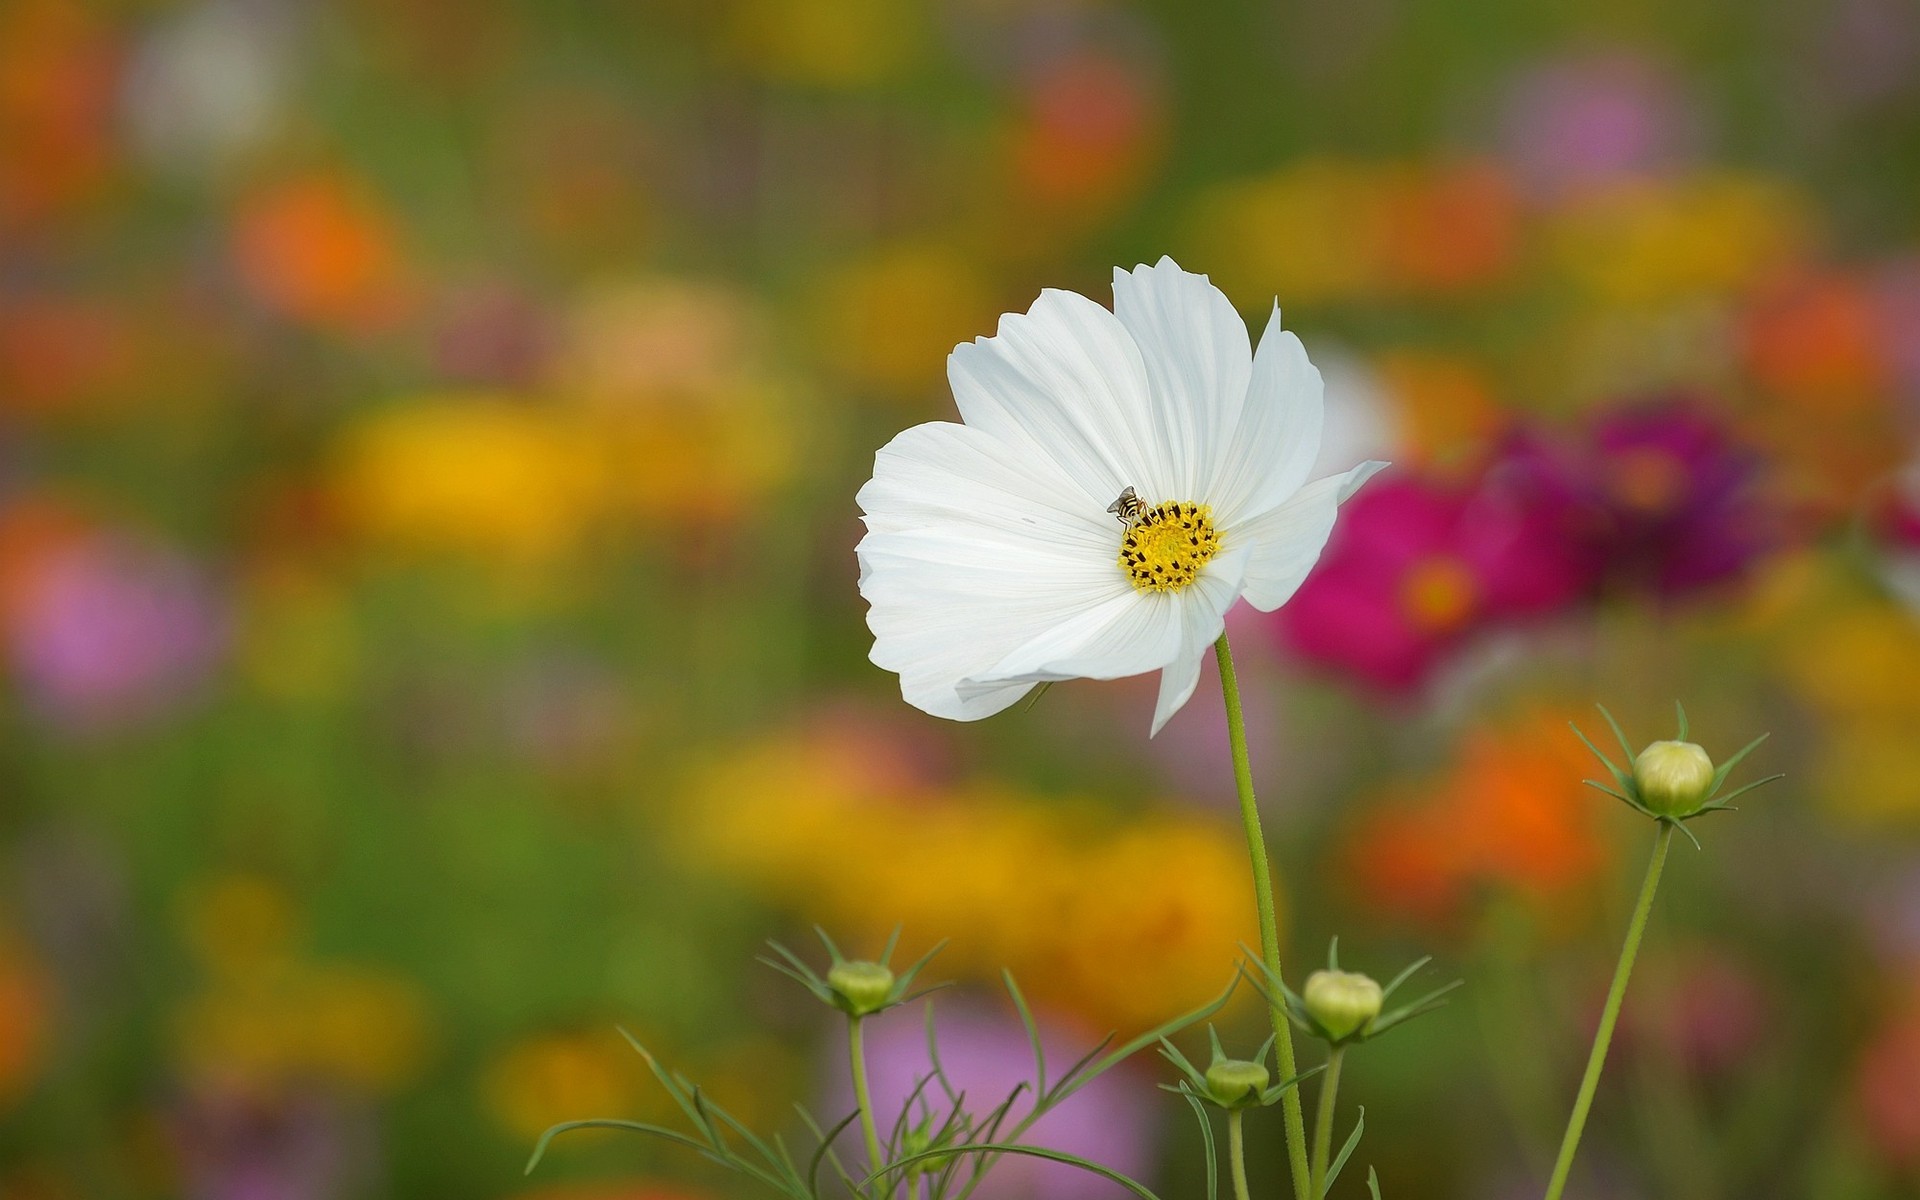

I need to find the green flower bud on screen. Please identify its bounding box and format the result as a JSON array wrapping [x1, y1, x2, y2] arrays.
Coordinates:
[[826, 960, 895, 1015], [1204, 1058, 1270, 1107], [1303, 969, 1383, 1041], [1633, 740, 1716, 817]]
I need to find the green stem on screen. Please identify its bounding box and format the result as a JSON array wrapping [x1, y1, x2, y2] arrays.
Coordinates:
[[849, 1016, 885, 1193], [1542, 821, 1674, 1200], [1215, 633, 1312, 1200], [1228, 1110, 1253, 1200], [1309, 1047, 1346, 1198]]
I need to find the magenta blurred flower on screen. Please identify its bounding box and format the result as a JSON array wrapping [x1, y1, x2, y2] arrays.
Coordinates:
[[826, 1002, 1157, 1200], [1271, 459, 1594, 691], [4, 531, 226, 730], [1499, 49, 1697, 195]]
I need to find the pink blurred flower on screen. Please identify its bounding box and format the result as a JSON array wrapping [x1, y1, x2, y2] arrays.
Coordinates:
[[1271, 456, 1594, 691], [3, 529, 226, 730], [170, 1084, 372, 1200], [826, 1001, 1156, 1200], [1500, 49, 1698, 195]]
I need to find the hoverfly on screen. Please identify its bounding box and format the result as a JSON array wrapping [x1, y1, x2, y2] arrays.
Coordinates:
[[1106, 485, 1145, 528]]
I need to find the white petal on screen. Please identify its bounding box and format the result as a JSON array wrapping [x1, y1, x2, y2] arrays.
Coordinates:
[[948, 288, 1172, 505], [963, 588, 1180, 694], [1229, 461, 1388, 612], [1148, 547, 1251, 735], [1111, 257, 1253, 500], [1211, 304, 1325, 526], [857, 421, 1128, 720]]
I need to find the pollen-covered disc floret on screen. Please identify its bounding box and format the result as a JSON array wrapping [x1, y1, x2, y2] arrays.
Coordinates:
[[1119, 501, 1221, 593]]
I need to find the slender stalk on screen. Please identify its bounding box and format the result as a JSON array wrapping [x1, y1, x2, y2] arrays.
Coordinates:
[[849, 1016, 886, 1194], [1542, 822, 1675, 1200], [1309, 1047, 1347, 1197], [1228, 1110, 1253, 1200], [1215, 633, 1312, 1200]]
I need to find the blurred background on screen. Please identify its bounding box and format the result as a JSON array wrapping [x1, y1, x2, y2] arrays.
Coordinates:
[[3, 1, 1920, 1197]]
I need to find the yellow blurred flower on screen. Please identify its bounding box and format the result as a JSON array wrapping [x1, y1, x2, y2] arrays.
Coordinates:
[[331, 396, 608, 564], [723, 0, 924, 89], [1767, 567, 1920, 827], [556, 279, 802, 525], [482, 1029, 653, 1140], [1543, 172, 1813, 307], [173, 874, 431, 1092], [679, 725, 1260, 1032], [1375, 350, 1504, 467], [810, 244, 999, 402], [235, 562, 361, 703]]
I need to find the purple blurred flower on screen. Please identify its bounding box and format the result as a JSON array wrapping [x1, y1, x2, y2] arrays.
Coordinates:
[[170, 1085, 371, 1200], [1500, 49, 1697, 195], [1562, 400, 1774, 598], [1271, 458, 1595, 691], [826, 1001, 1156, 1200], [4, 531, 226, 730]]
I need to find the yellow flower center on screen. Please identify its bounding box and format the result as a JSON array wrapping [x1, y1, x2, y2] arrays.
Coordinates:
[[1119, 501, 1220, 593]]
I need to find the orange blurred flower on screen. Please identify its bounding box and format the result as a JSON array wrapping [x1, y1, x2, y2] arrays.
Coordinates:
[[230, 171, 412, 334], [1005, 49, 1164, 222], [1743, 271, 1892, 404], [0, 0, 121, 230], [0, 932, 52, 1112], [1345, 713, 1610, 927], [1185, 159, 1519, 307]]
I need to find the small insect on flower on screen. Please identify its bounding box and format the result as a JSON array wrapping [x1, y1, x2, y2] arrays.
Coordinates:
[[856, 257, 1386, 734]]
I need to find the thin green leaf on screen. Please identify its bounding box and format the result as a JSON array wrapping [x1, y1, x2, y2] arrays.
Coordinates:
[[1046, 1033, 1116, 1103], [1669, 818, 1705, 851], [796, 1106, 862, 1200], [881, 925, 903, 966], [814, 926, 844, 963], [760, 957, 832, 1000], [925, 1004, 961, 1107], [872, 1145, 1165, 1200], [894, 938, 951, 993], [1179, 1089, 1219, 1200], [1709, 733, 1770, 792], [1323, 1107, 1365, 1196], [1157, 1037, 1204, 1088], [1674, 700, 1689, 742], [1707, 773, 1785, 807], [618, 1029, 707, 1136], [1598, 705, 1637, 764], [525, 1119, 710, 1175], [1327, 936, 1340, 972], [1259, 1063, 1329, 1104], [1021, 681, 1055, 712], [1378, 956, 1431, 1002], [1057, 975, 1237, 1104], [1367, 1166, 1383, 1200], [1569, 722, 1630, 788], [1003, 971, 1047, 1100]]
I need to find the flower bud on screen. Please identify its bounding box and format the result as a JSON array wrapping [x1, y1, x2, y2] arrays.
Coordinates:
[[826, 960, 895, 1015], [1633, 740, 1716, 817], [1204, 1058, 1270, 1106], [1303, 969, 1383, 1041]]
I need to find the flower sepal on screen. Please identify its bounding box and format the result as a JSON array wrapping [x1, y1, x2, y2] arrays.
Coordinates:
[[1242, 940, 1461, 1048], [1572, 703, 1782, 840], [759, 926, 948, 1018], [1157, 1025, 1324, 1111]]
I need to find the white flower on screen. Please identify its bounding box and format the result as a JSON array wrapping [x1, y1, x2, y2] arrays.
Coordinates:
[[856, 257, 1385, 734]]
